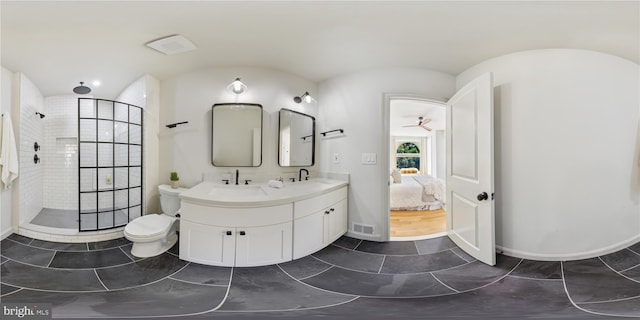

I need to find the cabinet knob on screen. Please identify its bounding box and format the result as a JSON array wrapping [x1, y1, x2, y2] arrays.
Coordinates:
[[324, 211, 330, 215], [330, 208, 335, 212], [239, 231, 246, 236], [226, 231, 232, 236]]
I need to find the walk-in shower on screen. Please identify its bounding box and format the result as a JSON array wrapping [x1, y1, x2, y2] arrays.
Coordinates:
[[78, 98, 143, 231], [28, 97, 143, 232]]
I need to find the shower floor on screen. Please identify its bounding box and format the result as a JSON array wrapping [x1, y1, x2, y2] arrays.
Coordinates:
[[30, 208, 129, 230]]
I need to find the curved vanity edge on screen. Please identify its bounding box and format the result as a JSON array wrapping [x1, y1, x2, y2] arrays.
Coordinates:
[[178, 180, 349, 268], [179, 179, 349, 207]]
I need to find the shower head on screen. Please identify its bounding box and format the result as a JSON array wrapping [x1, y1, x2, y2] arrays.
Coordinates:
[[35, 112, 45, 119], [73, 82, 91, 94]]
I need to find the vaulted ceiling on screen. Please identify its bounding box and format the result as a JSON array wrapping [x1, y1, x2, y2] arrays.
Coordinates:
[[2, 1, 638, 99]]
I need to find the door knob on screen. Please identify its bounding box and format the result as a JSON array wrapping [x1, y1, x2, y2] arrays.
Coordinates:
[[477, 192, 489, 201]]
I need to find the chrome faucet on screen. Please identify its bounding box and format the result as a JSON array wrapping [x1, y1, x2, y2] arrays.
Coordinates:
[[299, 168, 309, 181], [235, 169, 239, 185]]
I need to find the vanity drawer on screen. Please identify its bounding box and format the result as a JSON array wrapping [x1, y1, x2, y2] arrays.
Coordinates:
[[294, 187, 347, 219], [181, 202, 293, 227]]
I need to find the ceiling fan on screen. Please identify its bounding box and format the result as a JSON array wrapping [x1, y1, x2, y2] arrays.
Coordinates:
[[402, 116, 432, 131]]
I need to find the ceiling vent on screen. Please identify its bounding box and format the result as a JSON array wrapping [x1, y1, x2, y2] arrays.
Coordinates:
[[145, 35, 197, 55]]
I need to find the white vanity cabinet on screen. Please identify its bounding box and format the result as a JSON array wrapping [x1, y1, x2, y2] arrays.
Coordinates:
[[235, 222, 292, 267], [178, 180, 348, 267], [179, 202, 293, 267], [293, 187, 348, 259]]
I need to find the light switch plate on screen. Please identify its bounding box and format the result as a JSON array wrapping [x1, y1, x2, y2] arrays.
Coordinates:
[[333, 153, 340, 164], [361, 153, 377, 164]]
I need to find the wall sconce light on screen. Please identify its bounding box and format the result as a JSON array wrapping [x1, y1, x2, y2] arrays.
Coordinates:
[[293, 92, 314, 104], [228, 78, 247, 94]]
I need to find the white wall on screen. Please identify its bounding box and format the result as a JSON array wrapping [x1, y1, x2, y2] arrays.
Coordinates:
[[318, 68, 455, 241], [117, 75, 161, 214], [144, 75, 161, 214], [1, 66, 14, 238], [457, 49, 640, 260], [159, 67, 318, 189]]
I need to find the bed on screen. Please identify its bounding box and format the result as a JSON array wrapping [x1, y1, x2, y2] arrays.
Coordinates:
[[390, 169, 445, 211]]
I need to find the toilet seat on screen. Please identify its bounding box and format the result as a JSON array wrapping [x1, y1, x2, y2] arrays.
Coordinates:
[[124, 214, 176, 239]]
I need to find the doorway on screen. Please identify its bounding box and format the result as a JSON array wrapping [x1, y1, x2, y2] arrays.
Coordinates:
[[383, 74, 495, 264], [387, 97, 447, 241]]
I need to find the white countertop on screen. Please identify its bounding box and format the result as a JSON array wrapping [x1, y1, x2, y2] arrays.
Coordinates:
[[179, 178, 348, 207]]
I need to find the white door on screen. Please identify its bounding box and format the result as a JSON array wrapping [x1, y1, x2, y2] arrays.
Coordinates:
[[445, 72, 495, 266]]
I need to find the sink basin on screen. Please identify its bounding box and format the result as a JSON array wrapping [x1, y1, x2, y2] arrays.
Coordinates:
[[179, 179, 348, 206], [208, 185, 267, 198]]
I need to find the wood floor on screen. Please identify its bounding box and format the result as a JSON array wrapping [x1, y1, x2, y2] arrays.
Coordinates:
[[390, 208, 446, 237]]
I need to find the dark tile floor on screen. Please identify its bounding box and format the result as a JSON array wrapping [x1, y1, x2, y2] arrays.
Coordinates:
[[1, 233, 638, 319]]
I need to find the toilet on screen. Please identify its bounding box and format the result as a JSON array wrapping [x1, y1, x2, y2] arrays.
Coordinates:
[[124, 184, 187, 258]]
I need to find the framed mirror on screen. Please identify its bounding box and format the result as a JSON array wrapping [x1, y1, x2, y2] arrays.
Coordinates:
[[278, 108, 315, 166], [212, 103, 263, 167]]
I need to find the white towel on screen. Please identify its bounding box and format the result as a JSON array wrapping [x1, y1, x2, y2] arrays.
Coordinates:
[[0, 114, 19, 189], [268, 180, 284, 189]]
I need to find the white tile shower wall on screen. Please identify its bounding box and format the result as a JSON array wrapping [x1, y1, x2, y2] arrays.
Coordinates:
[[43, 95, 79, 210], [18, 74, 44, 225]]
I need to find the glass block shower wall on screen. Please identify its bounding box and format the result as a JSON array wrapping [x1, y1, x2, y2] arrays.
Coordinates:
[[78, 98, 143, 231]]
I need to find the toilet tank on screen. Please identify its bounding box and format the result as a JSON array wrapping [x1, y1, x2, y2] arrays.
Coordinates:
[[158, 184, 188, 216]]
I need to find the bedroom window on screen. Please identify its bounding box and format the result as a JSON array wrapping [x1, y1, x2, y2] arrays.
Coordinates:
[[396, 142, 421, 170]]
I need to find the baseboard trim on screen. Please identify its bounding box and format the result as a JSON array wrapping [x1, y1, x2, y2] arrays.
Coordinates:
[[1, 227, 12, 240], [496, 234, 640, 261]]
